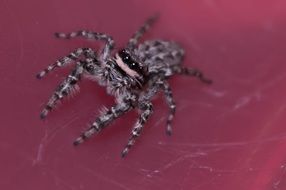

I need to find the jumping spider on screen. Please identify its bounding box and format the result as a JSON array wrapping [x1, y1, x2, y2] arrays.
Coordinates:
[[37, 15, 212, 157]]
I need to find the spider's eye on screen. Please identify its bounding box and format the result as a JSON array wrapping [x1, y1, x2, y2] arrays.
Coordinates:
[[119, 49, 130, 62], [127, 61, 145, 76], [129, 62, 139, 70], [117, 49, 144, 76]]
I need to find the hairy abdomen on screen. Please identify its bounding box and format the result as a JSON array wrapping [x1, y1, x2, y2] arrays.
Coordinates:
[[135, 40, 185, 76]]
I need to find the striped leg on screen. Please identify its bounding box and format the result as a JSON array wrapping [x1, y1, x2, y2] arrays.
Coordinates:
[[121, 102, 153, 157], [55, 31, 114, 62], [161, 81, 176, 136], [36, 48, 95, 79], [73, 100, 132, 145], [127, 14, 159, 50], [40, 62, 84, 119], [174, 66, 212, 84]]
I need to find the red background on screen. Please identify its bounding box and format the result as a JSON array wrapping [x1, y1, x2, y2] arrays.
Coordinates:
[[1, 0, 286, 189]]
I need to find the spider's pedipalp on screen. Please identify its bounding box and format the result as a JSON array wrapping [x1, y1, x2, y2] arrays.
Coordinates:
[[173, 66, 212, 84], [127, 14, 159, 50]]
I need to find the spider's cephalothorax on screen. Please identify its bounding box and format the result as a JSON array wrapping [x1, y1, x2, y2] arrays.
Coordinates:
[[37, 15, 212, 157]]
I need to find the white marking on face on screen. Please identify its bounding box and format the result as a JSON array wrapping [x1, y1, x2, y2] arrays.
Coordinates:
[[115, 54, 139, 78]]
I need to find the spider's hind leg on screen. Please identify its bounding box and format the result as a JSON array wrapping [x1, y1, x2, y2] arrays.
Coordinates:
[[161, 81, 176, 136], [36, 48, 95, 79], [127, 14, 159, 50], [40, 61, 85, 119], [174, 66, 212, 84]]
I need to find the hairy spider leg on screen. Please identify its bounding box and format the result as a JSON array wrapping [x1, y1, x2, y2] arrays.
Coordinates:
[[73, 100, 132, 145], [127, 14, 159, 50], [120, 82, 161, 157], [40, 62, 84, 119], [160, 81, 176, 135], [55, 31, 114, 62], [36, 48, 95, 79], [121, 102, 153, 157], [173, 66, 213, 84]]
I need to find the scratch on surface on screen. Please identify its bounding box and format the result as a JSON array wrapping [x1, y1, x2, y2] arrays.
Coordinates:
[[45, 114, 79, 145], [180, 162, 223, 190], [216, 92, 261, 119], [189, 162, 241, 174], [79, 166, 131, 190], [203, 88, 226, 98], [33, 115, 79, 165], [140, 149, 224, 184], [162, 154, 196, 170], [272, 164, 286, 189], [143, 153, 205, 180], [33, 143, 44, 165], [153, 116, 166, 128], [232, 91, 262, 111], [158, 132, 286, 149], [33, 129, 48, 166], [233, 96, 251, 110]]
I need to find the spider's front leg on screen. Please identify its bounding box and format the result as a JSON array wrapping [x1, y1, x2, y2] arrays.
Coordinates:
[[73, 98, 133, 145], [36, 48, 95, 79], [55, 31, 114, 62], [40, 62, 86, 119], [120, 82, 161, 157], [121, 102, 153, 157]]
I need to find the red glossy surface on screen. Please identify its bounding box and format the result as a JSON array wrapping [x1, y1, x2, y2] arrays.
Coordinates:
[[1, 0, 286, 189]]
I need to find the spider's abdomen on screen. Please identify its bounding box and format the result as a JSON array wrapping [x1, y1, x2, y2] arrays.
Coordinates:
[[135, 40, 185, 76]]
